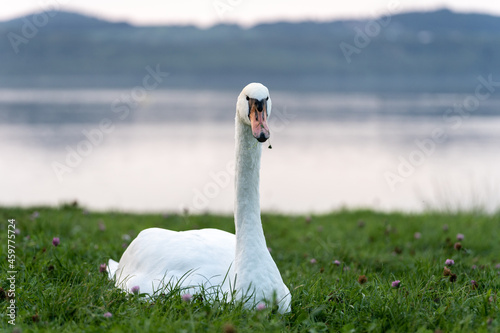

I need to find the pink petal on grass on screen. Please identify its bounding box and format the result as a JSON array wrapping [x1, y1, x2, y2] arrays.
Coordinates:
[[445, 259, 455, 266]]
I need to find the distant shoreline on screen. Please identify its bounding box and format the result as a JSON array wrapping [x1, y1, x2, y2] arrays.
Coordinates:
[[0, 74, 488, 93]]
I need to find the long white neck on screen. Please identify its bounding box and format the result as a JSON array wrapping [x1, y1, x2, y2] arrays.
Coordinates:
[[234, 115, 268, 267], [232, 92, 290, 313]]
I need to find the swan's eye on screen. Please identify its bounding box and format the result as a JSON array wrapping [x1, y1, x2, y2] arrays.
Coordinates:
[[246, 96, 249, 101], [266, 97, 269, 101]]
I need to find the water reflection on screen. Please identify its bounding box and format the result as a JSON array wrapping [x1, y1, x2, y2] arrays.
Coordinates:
[[1, 89, 499, 213]]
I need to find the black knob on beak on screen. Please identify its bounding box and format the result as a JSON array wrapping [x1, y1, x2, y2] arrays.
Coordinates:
[[257, 132, 268, 142]]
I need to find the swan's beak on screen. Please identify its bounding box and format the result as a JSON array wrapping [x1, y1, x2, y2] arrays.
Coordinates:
[[249, 100, 270, 142]]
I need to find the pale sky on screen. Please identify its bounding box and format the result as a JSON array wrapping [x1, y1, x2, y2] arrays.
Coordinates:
[[2, 0, 500, 27]]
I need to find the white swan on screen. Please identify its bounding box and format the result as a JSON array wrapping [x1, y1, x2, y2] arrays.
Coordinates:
[[108, 83, 291, 313]]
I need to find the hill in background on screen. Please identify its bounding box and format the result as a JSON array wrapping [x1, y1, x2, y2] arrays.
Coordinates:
[[1, 9, 499, 92]]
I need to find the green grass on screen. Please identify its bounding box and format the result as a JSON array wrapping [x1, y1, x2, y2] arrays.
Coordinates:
[[0, 206, 499, 332]]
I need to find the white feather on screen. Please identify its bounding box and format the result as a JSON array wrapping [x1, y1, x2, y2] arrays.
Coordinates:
[[108, 83, 291, 313]]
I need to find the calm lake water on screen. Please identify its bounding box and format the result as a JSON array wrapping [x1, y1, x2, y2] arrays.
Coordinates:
[[1, 88, 500, 214]]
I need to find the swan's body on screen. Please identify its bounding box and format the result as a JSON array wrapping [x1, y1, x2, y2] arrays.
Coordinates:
[[108, 83, 291, 313], [108, 228, 236, 295]]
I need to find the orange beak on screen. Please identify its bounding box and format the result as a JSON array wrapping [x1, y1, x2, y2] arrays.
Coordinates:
[[249, 100, 270, 142]]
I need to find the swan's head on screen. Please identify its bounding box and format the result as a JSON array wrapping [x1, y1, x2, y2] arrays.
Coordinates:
[[236, 82, 271, 143]]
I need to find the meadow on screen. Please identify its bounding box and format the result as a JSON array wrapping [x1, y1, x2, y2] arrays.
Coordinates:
[[0, 205, 499, 332]]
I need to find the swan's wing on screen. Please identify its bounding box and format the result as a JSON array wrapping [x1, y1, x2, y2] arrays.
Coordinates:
[[107, 258, 119, 279], [114, 227, 236, 294]]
